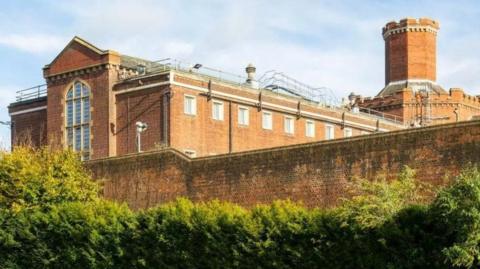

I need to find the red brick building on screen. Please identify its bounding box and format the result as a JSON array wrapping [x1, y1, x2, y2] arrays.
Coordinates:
[[354, 18, 480, 126], [11, 17, 478, 161]]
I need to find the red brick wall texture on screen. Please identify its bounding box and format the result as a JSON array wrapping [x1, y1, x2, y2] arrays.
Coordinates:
[[9, 98, 47, 147], [87, 120, 480, 209], [384, 18, 439, 84]]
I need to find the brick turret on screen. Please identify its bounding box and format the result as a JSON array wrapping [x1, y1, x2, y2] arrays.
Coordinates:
[[356, 17, 480, 126], [379, 18, 442, 96], [384, 17, 439, 85]]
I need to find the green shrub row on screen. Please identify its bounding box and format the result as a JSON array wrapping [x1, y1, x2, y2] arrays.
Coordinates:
[[1, 148, 480, 268]]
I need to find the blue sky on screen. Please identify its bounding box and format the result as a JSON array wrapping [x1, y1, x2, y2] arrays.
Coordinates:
[[0, 0, 479, 148]]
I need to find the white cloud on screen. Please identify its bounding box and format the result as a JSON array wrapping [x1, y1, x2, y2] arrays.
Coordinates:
[[1, 0, 479, 97], [0, 0, 479, 150], [161, 41, 195, 58], [0, 34, 66, 54]]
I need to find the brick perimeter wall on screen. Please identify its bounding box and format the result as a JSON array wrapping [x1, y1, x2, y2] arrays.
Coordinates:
[[86, 121, 480, 209], [88, 119, 480, 209]]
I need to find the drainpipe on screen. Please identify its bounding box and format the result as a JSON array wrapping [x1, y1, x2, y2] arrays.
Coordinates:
[[229, 100, 232, 153], [163, 92, 170, 146], [454, 107, 459, 122]]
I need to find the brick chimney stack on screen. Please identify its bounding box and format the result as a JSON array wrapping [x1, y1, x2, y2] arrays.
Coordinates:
[[383, 18, 439, 86]]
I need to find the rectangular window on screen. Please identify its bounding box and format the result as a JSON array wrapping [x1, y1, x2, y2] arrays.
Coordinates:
[[67, 101, 73, 126], [325, 124, 334, 140], [305, 120, 315, 137], [74, 83, 82, 97], [67, 128, 73, 147], [344, 128, 353, 138], [74, 127, 82, 151], [82, 98, 90, 122], [238, 106, 249, 126], [74, 100, 81, 124], [184, 95, 196, 115], [262, 111, 272, 130], [83, 126, 90, 150], [212, 100, 224, 121], [284, 116, 294, 134], [360, 131, 369, 135]]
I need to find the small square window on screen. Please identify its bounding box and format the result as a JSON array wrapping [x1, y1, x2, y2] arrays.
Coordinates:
[[212, 100, 224, 121], [284, 116, 294, 134], [306, 120, 315, 137], [238, 106, 249, 126], [325, 124, 335, 140], [184, 95, 196, 115], [344, 128, 353, 138], [262, 111, 273, 130]]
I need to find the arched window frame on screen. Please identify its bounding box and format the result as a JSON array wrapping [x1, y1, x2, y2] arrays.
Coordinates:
[[65, 81, 91, 160]]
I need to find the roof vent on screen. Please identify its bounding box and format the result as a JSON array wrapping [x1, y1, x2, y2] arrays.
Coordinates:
[[245, 63, 258, 89]]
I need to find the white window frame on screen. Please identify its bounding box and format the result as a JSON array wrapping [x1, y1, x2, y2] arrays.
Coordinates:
[[65, 81, 91, 161], [305, 120, 315, 137], [184, 149, 197, 158], [284, 116, 294, 134], [184, 94, 196, 116], [212, 100, 224, 121], [262, 111, 273, 130], [238, 106, 249, 126], [325, 124, 335, 140], [344, 127, 353, 138]]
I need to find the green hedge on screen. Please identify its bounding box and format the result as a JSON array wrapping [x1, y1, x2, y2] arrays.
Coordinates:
[[1, 148, 480, 268], [1, 172, 480, 269]]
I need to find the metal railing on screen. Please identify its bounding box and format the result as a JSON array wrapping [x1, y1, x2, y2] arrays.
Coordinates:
[[126, 59, 404, 125], [138, 58, 248, 86], [357, 107, 403, 124], [16, 84, 47, 102], [258, 70, 341, 107]]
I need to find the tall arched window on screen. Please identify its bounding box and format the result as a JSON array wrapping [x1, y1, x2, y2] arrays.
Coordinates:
[[65, 81, 91, 160]]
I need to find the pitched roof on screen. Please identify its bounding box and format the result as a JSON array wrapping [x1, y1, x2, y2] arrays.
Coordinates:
[[377, 80, 446, 97]]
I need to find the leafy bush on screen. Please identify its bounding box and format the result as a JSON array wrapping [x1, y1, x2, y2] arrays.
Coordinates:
[[336, 166, 433, 228], [0, 147, 99, 212], [2, 147, 480, 268], [429, 166, 480, 268], [0, 201, 134, 269]]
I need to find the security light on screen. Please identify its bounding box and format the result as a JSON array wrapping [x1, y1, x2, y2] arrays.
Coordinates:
[[136, 121, 148, 153]]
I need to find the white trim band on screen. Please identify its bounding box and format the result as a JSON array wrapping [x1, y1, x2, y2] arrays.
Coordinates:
[[170, 81, 398, 132], [9, 106, 47, 116], [387, 79, 438, 87], [383, 25, 438, 39], [114, 81, 170, 95]]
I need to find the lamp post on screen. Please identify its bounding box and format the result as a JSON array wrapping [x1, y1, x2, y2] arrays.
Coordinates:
[[136, 121, 148, 153]]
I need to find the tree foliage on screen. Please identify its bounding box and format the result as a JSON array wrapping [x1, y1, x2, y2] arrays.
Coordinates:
[[335, 166, 433, 228], [1, 147, 480, 268], [0, 147, 99, 211], [429, 166, 480, 268]]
